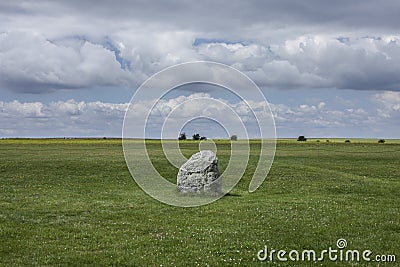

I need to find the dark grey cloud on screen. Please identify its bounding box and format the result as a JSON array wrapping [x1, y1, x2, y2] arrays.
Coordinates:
[[13, 0, 400, 32], [3, 1, 400, 39]]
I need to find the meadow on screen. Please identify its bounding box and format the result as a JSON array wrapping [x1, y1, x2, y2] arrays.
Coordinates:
[[0, 138, 399, 266]]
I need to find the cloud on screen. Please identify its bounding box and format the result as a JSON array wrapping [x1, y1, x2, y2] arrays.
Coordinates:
[[0, 31, 134, 93], [0, 99, 128, 137], [0, 100, 46, 118], [2, 93, 397, 138], [197, 43, 271, 70], [3, 32, 400, 94], [3, 1, 400, 36], [197, 36, 400, 91], [373, 91, 400, 118], [1, 1, 400, 94], [275, 36, 400, 90]]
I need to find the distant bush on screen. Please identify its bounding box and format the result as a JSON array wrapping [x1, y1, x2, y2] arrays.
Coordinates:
[[326, 140, 330, 142], [192, 133, 200, 140], [297, 136, 307, 141], [316, 140, 320, 142], [345, 139, 351, 143], [378, 139, 385, 144], [230, 135, 238, 141], [200, 136, 207, 140], [178, 132, 187, 140]]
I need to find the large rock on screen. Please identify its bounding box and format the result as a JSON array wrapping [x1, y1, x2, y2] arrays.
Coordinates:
[[177, 150, 222, 194]]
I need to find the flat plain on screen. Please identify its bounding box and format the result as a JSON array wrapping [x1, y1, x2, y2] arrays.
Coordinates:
[[0, 139, 399, 266]]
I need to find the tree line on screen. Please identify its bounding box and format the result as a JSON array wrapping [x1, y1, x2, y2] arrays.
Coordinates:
[[178, 133, 238, 141]]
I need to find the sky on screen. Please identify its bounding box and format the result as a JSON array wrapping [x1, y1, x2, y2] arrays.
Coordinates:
[[0, 0, 399, 138]]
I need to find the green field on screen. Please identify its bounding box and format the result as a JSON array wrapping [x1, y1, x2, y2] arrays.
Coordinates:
[[0, 139, 399, 266]]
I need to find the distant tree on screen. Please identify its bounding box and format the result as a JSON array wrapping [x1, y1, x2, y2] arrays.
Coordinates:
[[192, 133, 200, 140], [200, 136, 207, 140], [316, 140, 320, 142], [378, 139, 385, 144], [297, 135, 307, 141], [230, 135, 238, 141], [326, 140, 330, 143], [345, 139, 351, 143], [178, 132, 187, 140]]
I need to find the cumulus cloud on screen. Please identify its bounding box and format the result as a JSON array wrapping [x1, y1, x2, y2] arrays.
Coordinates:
[[2, 93, 396, 138], [197, 43, 271, 71], [0, 32, 135, 93], [373, 91, 400, 119], [3, 32, 400, 93], [0, 99, 128, 137], [1, 1, 400, 94], [196, 36, 400, 90]]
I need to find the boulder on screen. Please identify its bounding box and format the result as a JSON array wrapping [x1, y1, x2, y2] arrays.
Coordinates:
[[177, 150, 222, 194]]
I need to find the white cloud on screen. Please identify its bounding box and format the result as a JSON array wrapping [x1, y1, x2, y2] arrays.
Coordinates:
[[194, 35, 400, 91], [197, 43, 270, 71], [374, 91, 400, 111], [373, 91, 400, 118], [1, 94, 395, 138], [0, 100, 45, 118], [1, 2, 400, 94], [0, 31, 134, 93], [0, 99, 128, 137]]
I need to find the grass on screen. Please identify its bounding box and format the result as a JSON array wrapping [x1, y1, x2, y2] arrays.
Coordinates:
[[0, 139, 399, 266]]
